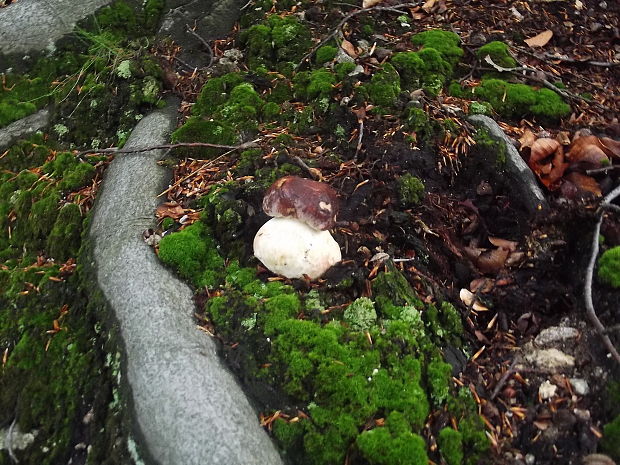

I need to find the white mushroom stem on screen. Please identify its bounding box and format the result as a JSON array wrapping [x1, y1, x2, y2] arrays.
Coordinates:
[[253, 217, 341, 280]]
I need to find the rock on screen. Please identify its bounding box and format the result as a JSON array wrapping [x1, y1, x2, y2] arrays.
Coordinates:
[[538, 380, 557, 399], [468, 114, 549, 214], [524, 347, 575, 371], [88, 99, 283, 465], [0, 0, 111, 71], [534, 326, 579, 346], [570, 378, 590, 396], [0, 109, 50, 151]]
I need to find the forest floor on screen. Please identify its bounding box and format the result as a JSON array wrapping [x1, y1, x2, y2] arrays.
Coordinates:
[[149, 0, 620, 464]]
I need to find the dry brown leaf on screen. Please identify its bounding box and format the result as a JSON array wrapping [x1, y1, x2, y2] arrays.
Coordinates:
[[528, 138, 567, 188], [460, 288, 489, 311], [362, 0, 383, 7], [505, 251, 525, 267], [340, 39, 357, 58], [524, 30, 553, 48], [156, 202, 185, 219], [488, 237, 518, 252], [470, 277, 495, 293], [600, 137, 620, 158], [422, 0, 437, 13], [555, 131, 571, 146], [564, 172, 602, 197], [476, 247, 510, 274], [529, 138, 560, 164], [519, 129, 537, 149]]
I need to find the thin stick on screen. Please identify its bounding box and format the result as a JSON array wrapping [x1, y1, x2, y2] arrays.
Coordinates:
[[185, 24, 215, 68], [355, 119, 364, 157], [75, 140, 260, 157], [7, 417, 18, 463], [295, 2, 422, 71], [584, 183, 620, 364]]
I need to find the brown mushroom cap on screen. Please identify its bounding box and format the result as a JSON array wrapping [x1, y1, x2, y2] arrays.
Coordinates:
[[262, 176, 339, 230]]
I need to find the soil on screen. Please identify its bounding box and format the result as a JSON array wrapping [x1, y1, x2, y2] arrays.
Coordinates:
[[154, 1, 620, 464]]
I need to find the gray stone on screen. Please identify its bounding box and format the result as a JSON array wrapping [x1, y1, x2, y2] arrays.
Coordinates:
[[0, 0, 111, 67], [89, 99, 283, 465], [523, 347, 575, 371], [534, 326, 579, 346], [0, 109, 50, 151], [468, 115, 549, 214], [570, 378, 590, 396]]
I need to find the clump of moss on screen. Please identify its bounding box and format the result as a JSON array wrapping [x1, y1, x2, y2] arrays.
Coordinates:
[[438, 427, 464, 465], [598, 246, 620, 288], [468, 101, 493, 116], [473, 128, 507, 167], [294, 69, 336, 102], [602, 414, 620, 460], [158, 222, 225, 288], [241, 15, 312, 70], [356, 412, 428, 465], [411, 30, 464, 68], [315, 45, 338, 65], [170, 117, 238, 158], [473, 79, 570, 122], [365, 63, 401, 108], [477, 41, 516, 69], [397, 173, 425, 206]]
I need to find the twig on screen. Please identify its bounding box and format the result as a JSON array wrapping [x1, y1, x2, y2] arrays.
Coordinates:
[[515, 47, 620, 68], [355, 119, 364, 157], [185, 24, 215, 68], [295, 2, 422, 71], [587, 165, 620, 175], [7, 416, 18, 463], [584, 183, 620, 365], [292, 155, 320, 179], [75, 140, 260, 157], [490, 359, 518, 400]]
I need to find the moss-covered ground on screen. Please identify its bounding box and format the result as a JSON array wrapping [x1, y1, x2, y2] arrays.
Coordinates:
[[0, 0, 167, 462]]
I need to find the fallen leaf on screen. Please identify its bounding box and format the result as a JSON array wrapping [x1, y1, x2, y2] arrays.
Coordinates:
[[528, 138, 567, 189], [340, 39, 357, 58], [476, 247, 510, 274], [156, 202, 185, 219], [362, 0, 383, 8], [422, 0, 437, 13], [524, 30, 553, 48], [564, 172, 601, 197], [488, 237, 518, 252], [519, 129, 537, 149], [460, 288, 489, 311]]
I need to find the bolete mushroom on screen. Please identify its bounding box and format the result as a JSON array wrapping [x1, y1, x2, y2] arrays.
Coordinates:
[[253, 176, 342, 279]]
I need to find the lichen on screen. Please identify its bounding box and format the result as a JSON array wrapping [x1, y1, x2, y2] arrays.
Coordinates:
[[343, 297, 377, 330]]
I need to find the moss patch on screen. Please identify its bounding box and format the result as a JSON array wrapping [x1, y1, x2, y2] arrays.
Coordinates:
[[598, 246, 620, 288]]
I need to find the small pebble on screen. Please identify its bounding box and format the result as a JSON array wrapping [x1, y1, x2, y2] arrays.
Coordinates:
[[570, 378, 589, 396], [539, 380, 557, 399], [525, 453, 536, 465]]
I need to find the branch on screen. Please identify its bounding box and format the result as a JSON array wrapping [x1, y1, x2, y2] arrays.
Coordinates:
[[584, 183, 620, 365], [295, 2, 422, 71], [75, 140, 261, 157]]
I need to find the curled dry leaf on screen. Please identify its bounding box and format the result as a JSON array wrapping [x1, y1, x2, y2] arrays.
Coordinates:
[[528, 138, 567, 188], [568, 135, 610, 167], [460, 288, 489, 311], [470, 277, 495, 293], [524, 29, 553, 48], [340, 39, 357, 58]]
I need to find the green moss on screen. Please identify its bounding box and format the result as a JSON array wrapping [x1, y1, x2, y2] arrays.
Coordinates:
[[468, 101, 493, 116], [477, 41, 516, 69], [473, 79, 570, 122], [373, 269, 424, 309], [242, 15, 312, 69], [343, 297, 377, 331], [143, 0, 165, 30], [397, 173, 425, 206], [602, 414, 620, 461], [158, 222, 225, 288], [598, 246, 620, 288], [171, 117, 238, 158], [411, 30, 464, 68], [365, 63, 401, 107], [1, 136, 51, 172], [273, 418, 305, 449], [335, 62, 356, 80], [438, 427, 464, 465], [262, 101, 282, 121], [193, 73, 246, 116], [294, 69, 336, 102], [356, 411, 428, 465], [60, 162, 96, 191], [315, 46, 338, 65], [473, 128, 507, 167], [46, 203, 83, 261], [426, 356, 452, 405]]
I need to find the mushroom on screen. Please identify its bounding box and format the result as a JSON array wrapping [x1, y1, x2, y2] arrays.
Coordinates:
[[253, 176, 342, 279]]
